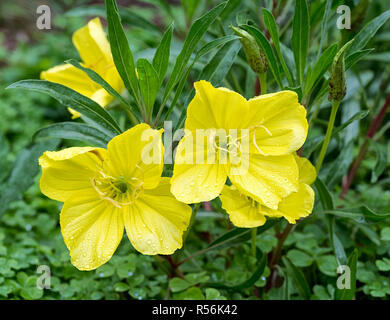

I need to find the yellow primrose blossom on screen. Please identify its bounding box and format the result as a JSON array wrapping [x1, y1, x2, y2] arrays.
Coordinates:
[[39, 124, 192, 270], [220, 154, 316, 227], [171, 80, 308, 209], [41, 17, 124, 118]]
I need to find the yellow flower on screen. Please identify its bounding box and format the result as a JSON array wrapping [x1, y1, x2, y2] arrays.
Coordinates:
[[220, 154, 316, 227], [41, 17, 124, 118], [39, 124, 192, 270], [171, 80, 308, 209]]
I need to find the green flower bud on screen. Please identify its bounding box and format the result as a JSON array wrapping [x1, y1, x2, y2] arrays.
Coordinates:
[[328, 39, 354, 102], [230, 25, 268, 74]]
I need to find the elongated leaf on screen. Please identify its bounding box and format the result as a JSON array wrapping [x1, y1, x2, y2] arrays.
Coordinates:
[[65, 4, 160, 32], [162, 2, 226, 101], [7, 80, 121, 137], [371, 141, 388, 183], [262, 8, 293, 86], [34, 122, 112, 147], [137, 59, 159, 116], [335, 249, 358, 300], [0, 140, 60, 218], [314, 178, 334, 210], [292, 0, 310, 84], [105, 0, 140, 106], [347, 10, 390, 57], [305, 43, 338, 93], [317, 0, 332, 59], [243, 25, 283, 88], [345, 48, 375, 70], [66, 59, 139, 119], [283, 257, 311, 299], [153, 24, 173, 85], [195, 35, 240, 60]]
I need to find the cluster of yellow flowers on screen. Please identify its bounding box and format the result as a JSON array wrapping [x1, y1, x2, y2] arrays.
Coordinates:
[[39, 18, 316, 271]]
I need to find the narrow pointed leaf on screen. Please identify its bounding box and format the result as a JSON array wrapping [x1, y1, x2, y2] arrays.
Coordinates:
[[153, 24, 173, 85], [137, 58, 159, 115]]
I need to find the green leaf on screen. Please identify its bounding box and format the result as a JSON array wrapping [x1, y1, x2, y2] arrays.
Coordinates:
[[136, 59, 159, 116], [114, 282, 129, 292], [206, 249, 267, 290], [335, 249, 358, 300], [66, 59, 138, 119], [105, 0, 140, 106], [316, 255, 338, 276], [0, 139, 60, 218], [7, 80, 121, 137], [292, 0, 310, 84], [195, 35, 240, 60], [242, 25, 283, 88], [347, 10, 390, 57], [314, 178, 334, 210], [169, 278, 191, 293], [376, 257, 390, 272], [371, 141, 388, 183], [283, 256, 311, 299], [34, 122, 112, 147], [162, 2, 226, 102], [262, 8, 293, 86], [380, 227, 390, 241], [152, 24, 173, 85], [317, 0, 332, 59], [65, 4, 160, 33], [345, 48, 375, 70], [287, 249, 314, 267], [305, 43, 338, 94]]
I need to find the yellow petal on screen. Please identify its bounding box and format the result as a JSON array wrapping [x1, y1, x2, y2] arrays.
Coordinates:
[[229, 153, 299, 209], [72, 17, 112, 71], [220, 185, 266, 228], [39, 147, 107, 202], [105, 123, 164, 189], [171, 135, 227, 203], [294, 154, 317, 185], [60, 190, 124, 270], [40, 64, 99, 97], [124, 178, 192, 255], [264, 183, 315, 224], [185, 80, 249, 131], [248, 91, 308, 155]]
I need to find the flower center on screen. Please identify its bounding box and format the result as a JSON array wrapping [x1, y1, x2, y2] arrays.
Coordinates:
[[91, 171, 143, 208]]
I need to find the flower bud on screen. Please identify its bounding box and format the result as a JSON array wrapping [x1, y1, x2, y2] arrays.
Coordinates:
[[230, 25, 268, 74], [329, 39, 354, 102]]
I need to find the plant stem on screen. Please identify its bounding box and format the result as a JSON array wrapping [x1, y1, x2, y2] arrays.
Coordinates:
[[315, 100, 341, 172], [251, 227, 257, 257], [258, 72, 267, 95]]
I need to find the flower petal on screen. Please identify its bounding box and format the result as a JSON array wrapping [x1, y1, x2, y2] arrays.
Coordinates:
[[263, 183, 315, 224], [171, 136, 227, 203], [229, 153, 299, 209], [39, 147, 107, 202], [248, 91, 308, 155], [105, 124, 164, 189], [220, 185, 266, 228], [294, 154, 317, 185], [60, 190, 124, 270], [72, 17, 112, 71], [124, 178, 192, 255], [185, 80, 249, 131]]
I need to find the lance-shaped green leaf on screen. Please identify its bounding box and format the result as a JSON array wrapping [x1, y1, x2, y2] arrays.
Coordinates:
[[262, 8, 293, 86], [304, 43, 338, 94], [347, 10, 390, 57], [105, 0, 140, 106], [153, 23, 173, 85], [282, 257, 311, 300], [66, 59, 140, 120], [292, 0, 310, 84], [137, 59, 159, 116], [195, 34, 240, 60], [34, 122, 113, 148], [317, 0, 332, 59], [7, 80, 121, 137], [371, 141, 388, 183], [162, 2, 226, 102], [0, 139, 60, 218], [335, 249, 358, 300], [329, 39, 354, 101], [243, 24, 283, 88]]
